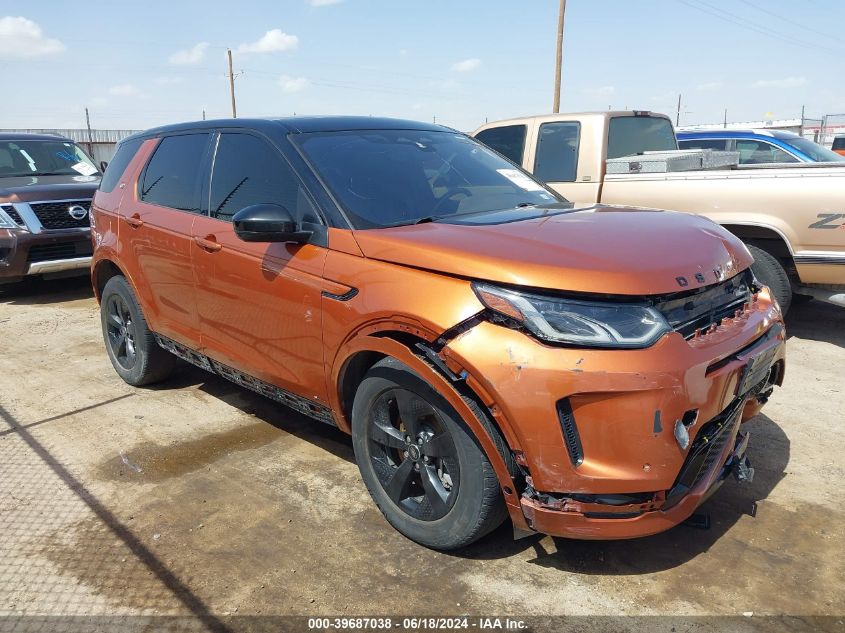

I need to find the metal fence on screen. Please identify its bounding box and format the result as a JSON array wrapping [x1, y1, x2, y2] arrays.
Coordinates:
[[818, 114, 845, 147]]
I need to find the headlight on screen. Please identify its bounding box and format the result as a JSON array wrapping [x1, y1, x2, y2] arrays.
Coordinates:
[[473, 282, 671, 348]]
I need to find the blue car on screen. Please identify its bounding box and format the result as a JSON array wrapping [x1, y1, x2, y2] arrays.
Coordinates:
[[677, 129, 845, 164]]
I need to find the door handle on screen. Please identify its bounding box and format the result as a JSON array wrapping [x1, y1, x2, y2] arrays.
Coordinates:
[[194, 235, 222, 252], [124, 214, 143, 228]]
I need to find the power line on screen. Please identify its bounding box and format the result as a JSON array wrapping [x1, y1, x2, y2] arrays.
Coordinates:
[[685, 0, 835, 52], [735, 0, 844, 45], [679, 0, 845, 57]]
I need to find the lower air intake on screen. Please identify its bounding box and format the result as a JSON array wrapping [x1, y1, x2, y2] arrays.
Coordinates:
[[556, 398, 584, 467]]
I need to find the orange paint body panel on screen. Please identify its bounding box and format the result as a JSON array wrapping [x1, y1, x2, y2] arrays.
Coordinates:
[[442, 290, 783, 495], [352, 208, 752, 295], [91, 117, 787, 543]]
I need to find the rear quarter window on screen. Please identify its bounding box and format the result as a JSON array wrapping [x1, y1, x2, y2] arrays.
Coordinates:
[[99, 138, 143, 193], [474, 125, 527, 165], [533, 121, 580, 182], [678, 138, 729, 151], [139, 134, 210, 213]]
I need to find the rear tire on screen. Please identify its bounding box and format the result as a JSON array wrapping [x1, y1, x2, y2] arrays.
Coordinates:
[[100, 276, 175, 386], [746, 244, 792, 314], [351, 357, 506, 550]]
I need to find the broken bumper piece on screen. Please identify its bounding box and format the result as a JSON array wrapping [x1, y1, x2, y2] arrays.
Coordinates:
[[520, 396, 757, 540]]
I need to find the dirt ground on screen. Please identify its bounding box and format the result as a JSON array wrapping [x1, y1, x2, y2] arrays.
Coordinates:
[[0, 277, 843, 631]]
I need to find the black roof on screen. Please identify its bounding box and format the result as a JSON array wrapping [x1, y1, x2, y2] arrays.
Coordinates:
[[125, 116, 453, 142], [0, 132, 74, 142]]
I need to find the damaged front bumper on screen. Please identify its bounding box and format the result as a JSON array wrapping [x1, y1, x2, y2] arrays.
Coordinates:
[[440, 285, 785, 540], [520, 395, 759, 540]]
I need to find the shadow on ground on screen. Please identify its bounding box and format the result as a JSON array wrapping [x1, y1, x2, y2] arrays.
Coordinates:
[[0, 275, 93, 305], [785, 298, 844, 347], [148, 360, 792, 574], [149, 364, 356, 466]]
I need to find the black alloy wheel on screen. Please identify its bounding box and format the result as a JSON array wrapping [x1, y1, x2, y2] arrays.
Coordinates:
[[367, 387, 460, 521], [351, 357, 508, 550], [99, 275, 175, 386], [105, 293, 138, 370]]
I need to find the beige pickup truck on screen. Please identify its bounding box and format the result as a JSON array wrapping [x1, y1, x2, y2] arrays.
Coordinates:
[[473, 111, 845, 313]]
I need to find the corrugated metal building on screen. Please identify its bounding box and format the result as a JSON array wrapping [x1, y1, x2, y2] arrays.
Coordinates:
[[0, 128, 140, 166]]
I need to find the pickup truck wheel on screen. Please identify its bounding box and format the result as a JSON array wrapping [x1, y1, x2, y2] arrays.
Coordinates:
[[746, 244, 792, 314], [100, 276, 175, 386], [351, 357, 506, 550]]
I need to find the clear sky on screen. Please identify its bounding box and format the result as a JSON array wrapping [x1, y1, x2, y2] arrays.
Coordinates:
[[2, 0, 843, 132]]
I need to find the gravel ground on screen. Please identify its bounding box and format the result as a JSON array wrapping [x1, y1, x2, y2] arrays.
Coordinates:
[[0, 277, 842, 632]]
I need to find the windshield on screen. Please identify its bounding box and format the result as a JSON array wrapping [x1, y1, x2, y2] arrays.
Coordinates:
[[782, 136, 845, 162], [0, 139, 100, 178], [294, 130, 562, 228], [607, 116, 677, 159]]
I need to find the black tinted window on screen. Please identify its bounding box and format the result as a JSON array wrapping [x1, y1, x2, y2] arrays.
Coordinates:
[[295, 130, 560, 229], [534, 121, 580, 182], [209, 133, 318, 223], [475, 125, 526, 164], [100, 138, 143, 193], [678, 138, 728, 151], [833, 137, 845, 150], [607, 116, 677, 159], [140, 134, 209, 212]]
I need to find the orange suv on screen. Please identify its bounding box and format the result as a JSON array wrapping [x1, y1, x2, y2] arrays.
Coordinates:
[[91, 117, 785, 549]]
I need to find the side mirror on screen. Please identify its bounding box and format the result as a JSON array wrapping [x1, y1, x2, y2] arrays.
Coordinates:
[[232, 203, 312, 243], [99, 161, 108, 173]]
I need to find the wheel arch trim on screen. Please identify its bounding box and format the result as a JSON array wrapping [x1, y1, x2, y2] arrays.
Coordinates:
[[330, 330, 529, 530], [719, 221, 796, 256]]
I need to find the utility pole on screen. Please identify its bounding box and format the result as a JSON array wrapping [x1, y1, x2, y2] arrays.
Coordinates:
[[552, 0, 566, 113], [675, 94, 682, 127], [799, 104, 805, 136], [723, 108, 728, 128], [84, 107, 94, 157], [227, 49, 237, 118], [202, 109, 206, 121]]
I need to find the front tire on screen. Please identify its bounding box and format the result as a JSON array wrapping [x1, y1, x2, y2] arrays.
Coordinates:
[[747, 244, 792, 314], [100, 275, 175, 386], [351, 358, 506, 550]]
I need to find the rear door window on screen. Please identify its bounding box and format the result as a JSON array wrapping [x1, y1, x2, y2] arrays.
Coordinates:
[[209, 133, 319, 223], [735, 139, 799, 164], [607, 116, 677, 159], [474, 125, 527, 165], [100, 138, 143, 193], [678, 138, 729, 151], [140, 134, 210, 212], [533, 121, 580, 182]]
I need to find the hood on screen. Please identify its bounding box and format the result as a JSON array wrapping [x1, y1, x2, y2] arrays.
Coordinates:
[[0, 174, 100, 203], [352, 205, 753, 296]]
